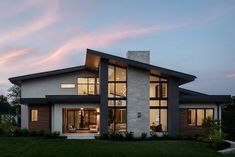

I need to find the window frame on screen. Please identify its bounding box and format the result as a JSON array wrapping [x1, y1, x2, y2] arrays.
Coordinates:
[[77, 77, 99, 95], [31, 109, 38, 122], [108, 64, 127, 132], [150, 108, 168, 132], [187, 108, 214, 127], [150, 75, 168, 99]]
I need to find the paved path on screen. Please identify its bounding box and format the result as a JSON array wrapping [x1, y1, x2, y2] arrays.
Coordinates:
[[218, 140, 235, 153]]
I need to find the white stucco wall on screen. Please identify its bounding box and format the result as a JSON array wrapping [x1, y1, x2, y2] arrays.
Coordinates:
[[51, 104, 99, 134], [21, 104, 28, 129], [179, 104, 220, 120], [21, 71, 97, 98]]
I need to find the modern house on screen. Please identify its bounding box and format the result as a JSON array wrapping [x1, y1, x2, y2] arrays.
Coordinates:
[[9, 49, 231, 139]]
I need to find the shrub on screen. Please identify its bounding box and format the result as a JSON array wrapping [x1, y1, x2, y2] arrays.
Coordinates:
[[29, 131, 38, 137], [0, 118, 17, 136], [150, 132, 159, 140], [201, 117, 224, 148], [44, 131, 60, 139], [109, 132, 124, 141], [162, 132, 170, 139], [124, 131, 133, 141], [141, 132, 147, 140], [99, 132, 109, 140], [13, 128, 29, 137], [202, 117, 221, 135]]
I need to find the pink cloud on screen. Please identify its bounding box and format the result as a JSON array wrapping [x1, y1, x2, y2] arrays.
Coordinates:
[[0, 0, 42, 19], [34, 22, 189, 66], [0, 48, 31, 66], [226, 73, 235, 78], [0, 0, 59, 45]]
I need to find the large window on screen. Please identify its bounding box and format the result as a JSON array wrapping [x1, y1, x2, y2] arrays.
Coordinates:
[[108, 65, 127, 132], [187, 108, 214, 126], [150, 76, 168, 99], [77, 78, 99, 95], [64, 109, 98, 132], [149, 75, 168, 132]]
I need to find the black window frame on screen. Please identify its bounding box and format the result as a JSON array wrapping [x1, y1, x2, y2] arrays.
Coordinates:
[[77, 77, 99, 95], [149, 75, 168, 132], [108, 64, 127, 132], [187, 108, 214, 127]]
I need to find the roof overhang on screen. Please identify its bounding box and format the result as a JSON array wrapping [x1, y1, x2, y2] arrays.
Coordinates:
[[85, 49, 196, 85], [20, 95, 100, 104], [9, 66, 87, 86], [179, 95, 231, 104]]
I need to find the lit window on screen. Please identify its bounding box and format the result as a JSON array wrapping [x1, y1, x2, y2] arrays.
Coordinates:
[[31, 110, 38, 122], [61, 84, 75, 89], [197, 109, 205, 126], [188, 109, 196, 126], [77, 78, 99, 95], [187, 109, 214, 127], [150, 109, 167, 132], [108, 65, 127, 133]]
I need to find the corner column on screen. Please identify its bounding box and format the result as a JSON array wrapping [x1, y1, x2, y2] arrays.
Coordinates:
[[168, 77, 179, 135], [99, 58, 109, 133]]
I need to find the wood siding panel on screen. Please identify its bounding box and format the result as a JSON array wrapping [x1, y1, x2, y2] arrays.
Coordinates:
[[179, 109, 204, 135], [28, 105, 51, 132]]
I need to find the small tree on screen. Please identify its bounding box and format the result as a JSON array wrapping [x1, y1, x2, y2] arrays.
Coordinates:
[[222, 96, 235, 140], [202, 117, 224, 148], [7, 85, 21, 125], [202, 117, 221, 135]]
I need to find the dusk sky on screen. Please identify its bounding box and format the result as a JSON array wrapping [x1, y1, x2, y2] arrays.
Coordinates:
[[0, 0, 234, 95]]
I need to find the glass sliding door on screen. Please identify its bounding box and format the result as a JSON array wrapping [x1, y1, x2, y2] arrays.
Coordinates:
[[64, 108, 98, 133]]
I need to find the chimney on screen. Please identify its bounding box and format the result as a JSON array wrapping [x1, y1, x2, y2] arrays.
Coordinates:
[[126, 51, 150, 64]]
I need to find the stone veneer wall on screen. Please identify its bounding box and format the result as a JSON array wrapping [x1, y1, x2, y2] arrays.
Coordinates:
[[127, 66, 150, 137]]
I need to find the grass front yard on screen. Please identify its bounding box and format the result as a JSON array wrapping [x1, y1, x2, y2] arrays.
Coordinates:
[[0, 137, 235, 157]]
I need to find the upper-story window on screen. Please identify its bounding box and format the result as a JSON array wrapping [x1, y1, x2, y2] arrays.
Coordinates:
[[77, 78, 99, 95], [108, 65, 127, 98], [150, 75, 168, 99]]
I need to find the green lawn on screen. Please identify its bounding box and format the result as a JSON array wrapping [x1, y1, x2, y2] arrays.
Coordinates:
[[0, 137, 234, 157]]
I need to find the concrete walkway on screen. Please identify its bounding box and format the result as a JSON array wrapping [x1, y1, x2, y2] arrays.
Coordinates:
[[218, 140, 235, 153]]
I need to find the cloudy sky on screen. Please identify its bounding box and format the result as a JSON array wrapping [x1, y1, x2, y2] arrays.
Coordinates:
[[0, 0, 234, 95]]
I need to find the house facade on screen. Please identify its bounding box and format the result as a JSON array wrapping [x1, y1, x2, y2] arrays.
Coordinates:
[[9, 49, 230, 138]]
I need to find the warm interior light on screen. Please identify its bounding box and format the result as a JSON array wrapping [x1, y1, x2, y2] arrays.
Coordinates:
[[61, 84, 75, 88]]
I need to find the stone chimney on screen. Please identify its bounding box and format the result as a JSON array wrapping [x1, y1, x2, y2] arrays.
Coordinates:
[[126, 51, 150, 64]]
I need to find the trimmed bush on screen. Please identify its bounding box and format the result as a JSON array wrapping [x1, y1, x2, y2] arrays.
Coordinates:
[[141, 132, 147, 140], [13, 128, 29, 137], [124, 132, 133, 141], [150, 132, 159, 140], [109, 132, 124, 141], [44, 131, 61, 139], [99, 132, 109, 140]]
